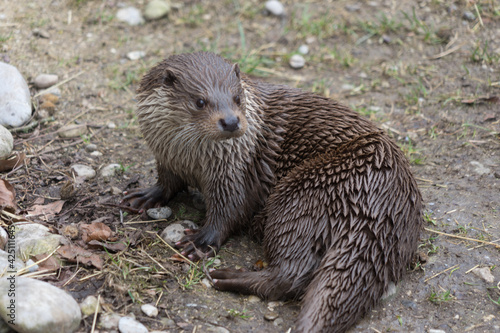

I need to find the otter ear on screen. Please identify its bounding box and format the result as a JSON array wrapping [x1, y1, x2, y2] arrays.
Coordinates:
[[162, 69, 177, 86], [232, 63, 241, 80]]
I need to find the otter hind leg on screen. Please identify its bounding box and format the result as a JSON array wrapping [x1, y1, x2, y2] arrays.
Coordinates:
[[121, 185, 165, 211]]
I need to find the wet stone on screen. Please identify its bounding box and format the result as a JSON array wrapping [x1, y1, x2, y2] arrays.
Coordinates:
[[147, 206, 172, 220]]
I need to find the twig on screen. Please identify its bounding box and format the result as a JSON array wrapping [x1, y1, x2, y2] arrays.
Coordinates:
[[424, 227, 500, 249], [465, 265, 479, 274], [155, 233, 195, 266], [90, 294, 100, 333], [142, 250, 171, 274], [33, 71, 85, 98], [79, 271, 103, 282], [429, 42, 467, 60], [474, 3, 484, 27], [17, 245, 61, 275], [424, 264, 460, 282]]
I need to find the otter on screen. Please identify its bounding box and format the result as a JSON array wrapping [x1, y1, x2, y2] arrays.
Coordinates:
[[122, 52, 422, 333]]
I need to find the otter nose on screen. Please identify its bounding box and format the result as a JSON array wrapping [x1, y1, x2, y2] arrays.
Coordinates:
[[219, 116, 240, 132]]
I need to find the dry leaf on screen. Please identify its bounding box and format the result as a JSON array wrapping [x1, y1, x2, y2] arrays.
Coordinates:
[[27, 200, 65, 218], [80, 222, 113, 243], [57, 244, 103, 269], [0, 179, 16, 213], [0, 153, 26, 172], [31, 253, 62, 271]]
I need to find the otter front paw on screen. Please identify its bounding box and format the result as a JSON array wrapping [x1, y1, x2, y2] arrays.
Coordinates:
[[121, 185, 164, 212], [176, 228, 221, 261]]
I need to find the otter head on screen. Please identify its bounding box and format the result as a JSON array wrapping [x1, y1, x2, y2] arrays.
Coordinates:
[[137, 52, 248, 141]]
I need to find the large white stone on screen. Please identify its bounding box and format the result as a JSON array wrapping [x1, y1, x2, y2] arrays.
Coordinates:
[[0, 62, 32, 127], [10, 223, 63, 261], [0, 277, 81, 333]]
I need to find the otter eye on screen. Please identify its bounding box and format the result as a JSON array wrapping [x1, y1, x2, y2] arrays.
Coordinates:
[[234, 95, 241, 106], [196, 99, 206, 109]]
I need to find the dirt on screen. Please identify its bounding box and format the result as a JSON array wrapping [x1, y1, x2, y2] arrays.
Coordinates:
[[1, 0, 499, 332]]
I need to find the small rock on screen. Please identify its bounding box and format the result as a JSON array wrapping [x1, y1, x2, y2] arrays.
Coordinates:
[[0, 125, 13, 159], [147, 207, 172, 220], [429, 330, 446, 333], [248, 295, 261, 303], [10, 223, 63, 261], [33, 74, 58, 89], [126, 51, 146, 61], [448, 4, 458, 13], [289, 54, 305, 69], [80, 295, 100, 317], [341, 83, 355, 91], [345, 4, 361, 12], [381, 282, 398, 301], [401, 299, 417, 309], [39, 100, 56, 115], [200, 278, 211, 288], [71, 164, 96, 180], [381, 35, 391, 43], [32, 28, 50, 39], [144, 0, 171, 20], [116, 7, 145, 26], [472, 267, 494, 283], [25, 259, 39, 273], [264, 311, 279, 321], [58, 124, 87, 138], [160, 318, 175, 327], [141, 304, 158, 317], [99, 312, 121, 330], [0, 62, 32, 127], [463, 11, 476, 21], [265, 0, 285, 16], [368, 1, 378, 6], [100, 164, 122, 177], [85, 143, 97, 153], [90, 151, 103, 157], [118, 316, 148, 333], [107, 122, 116, 129], [160, 220, 198, 245], [0, 227, 7, 249], [0, 277, 82, 333], [470, 161, 491, 175], [273, 317, 284, 326], [207, 327, 229, 333], [298, 44, 309, 55]]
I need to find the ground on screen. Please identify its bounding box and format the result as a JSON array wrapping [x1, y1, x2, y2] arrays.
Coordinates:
[[1, 0, 499, 332]]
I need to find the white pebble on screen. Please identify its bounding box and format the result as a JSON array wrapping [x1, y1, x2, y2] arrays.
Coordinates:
[[144, 0, 171, 20], [141, 304, 159, 317], [33, 74, 58, 89], [0, 62, 32, 127], [265, 0, 285, 16], [298, 45, 309, 55], [71, 164, 96, 180], [289, 54, 305, 69], [127, 51, 146, 61], [147, 207, 172, 220], [118, 316, 148, 333], [116, 7, 145, 26], [100, 163, 122, 177]]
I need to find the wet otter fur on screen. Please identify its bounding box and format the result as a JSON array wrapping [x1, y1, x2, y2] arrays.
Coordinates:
[[122, 52, 422, 332]]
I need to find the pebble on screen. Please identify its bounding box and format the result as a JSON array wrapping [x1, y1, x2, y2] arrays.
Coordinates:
[[90, 151, 103, 157], [144, 0, 171, 20], [79, 295, 100, 317], [200, 278, 211, 288], [141, 304, 158, 317], [107, 122, 116, 129], [265, 0, 285, 16], [0, 249, 25, 273], [147, 206, 172, 220], [71, 164, 96, 180], [381, 281, 398, 301], [99, 312, 121, 330], [0, 277, 81, 333], [207, 327, 229, 333], [248, 295, 261, 303], [85, 143, 97, 153], [118, 316, 148, 333], [32, 28, 50, 39], [10, 223, 63, 261], [127, 51, 146, 61], [264, 311, 279, 321], [289, 54, 305, 69], [33, 74, 58, 89], [116, 7, 145, 26], [0, 227, 7, 249], [0, 62, 32, 127], [429, 330, 446, 333], [25, 258, 39, 273], [298, 44, 309, 55], [160, 220, 198, 245], [0, 125, 13, 159], [345, 4, 361, 12], [472, 267, 494, 283], [401, 299, 417, 309], [58, 124, 88, 138], [341, 83, 355, 91], [381, 35, 391, 43], [470, 161, 491, 175], [462, 11, 476, 21], [100, 163, 122, 177]]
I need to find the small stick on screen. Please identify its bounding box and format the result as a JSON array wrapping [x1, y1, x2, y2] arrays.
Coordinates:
[[62, 267, 82, 287], [424, 227, 500, 249], [429, 42, 466, 60], [17, 245, 61, 275], [424, 264, 459, 282], [155, 234, 195, 266], [142, 250, 171, 274], [79, 271, 103, 282], [465, 265, 479, 274], [90, 294, 100, 333], [474, 3, 484, 27]]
